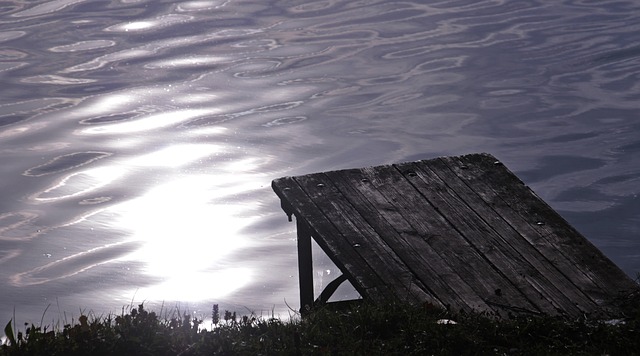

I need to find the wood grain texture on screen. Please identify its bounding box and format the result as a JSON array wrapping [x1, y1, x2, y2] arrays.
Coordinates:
[[272, 153, 639, 317]]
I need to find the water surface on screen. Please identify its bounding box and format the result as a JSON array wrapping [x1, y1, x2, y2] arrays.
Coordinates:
[[1, 0, 639, 325]]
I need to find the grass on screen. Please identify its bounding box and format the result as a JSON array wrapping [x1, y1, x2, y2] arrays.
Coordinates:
[[1, 288, 639, 356]]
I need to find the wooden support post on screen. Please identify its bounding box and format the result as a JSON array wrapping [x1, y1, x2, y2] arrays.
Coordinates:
[[297, 218, 314, 313]]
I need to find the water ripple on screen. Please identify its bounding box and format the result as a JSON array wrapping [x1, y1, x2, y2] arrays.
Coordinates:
[[1, 0, 640, 324], [23, 151, 112, 177], [0, 212, 45, 241], [30, 167, 125, 202], [10, 241, 142, 287], [104, 14, 194, 33], [49, 40, 116, 52], [10, 0, 87, 18]]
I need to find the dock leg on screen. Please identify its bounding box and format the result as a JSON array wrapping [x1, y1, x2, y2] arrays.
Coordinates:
[[297, 218, 314, 313]]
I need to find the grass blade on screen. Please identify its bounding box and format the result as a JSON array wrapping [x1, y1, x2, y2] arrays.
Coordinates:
[[4, 320, 16, 346]]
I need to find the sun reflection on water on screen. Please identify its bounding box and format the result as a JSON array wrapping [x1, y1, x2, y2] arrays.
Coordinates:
[[17, 104, 267, 300], [30, 166, 126, 202], [112, 174, 259, 301], [80, 109, 215, 134], [128, 269, 253, 302], [126, 144, 221, 168], [102, 144, 266, 302]]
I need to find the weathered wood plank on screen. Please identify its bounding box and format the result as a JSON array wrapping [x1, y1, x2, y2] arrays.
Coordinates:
[[294, 173, 439, 306], [417, 158, 605, 314], [272, 177, 388, 301], [396, 160, 586, 315], [351, 165, 543, 315], [436, 156, 611, 307], [446, 154, 637, 302], [325, 168, 486, 313]]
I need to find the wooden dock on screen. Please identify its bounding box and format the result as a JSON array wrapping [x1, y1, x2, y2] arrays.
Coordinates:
[[272, 153, 638, 318]]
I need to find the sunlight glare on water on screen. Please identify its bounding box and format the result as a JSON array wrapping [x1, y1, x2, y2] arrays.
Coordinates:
[[30, 166, 125, 202], [113, 176, 256, 302]]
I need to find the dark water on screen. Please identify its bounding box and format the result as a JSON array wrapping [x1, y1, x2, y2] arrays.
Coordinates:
[[1, 0, 639, 326]]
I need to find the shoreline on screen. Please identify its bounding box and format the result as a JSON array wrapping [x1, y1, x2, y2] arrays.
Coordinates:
[[2, 289, 639, 355]]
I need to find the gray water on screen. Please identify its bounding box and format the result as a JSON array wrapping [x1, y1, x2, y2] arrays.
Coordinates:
[[1, 0, 639, 326]]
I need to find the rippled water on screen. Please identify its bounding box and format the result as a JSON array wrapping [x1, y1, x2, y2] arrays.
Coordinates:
[[1, 0, 639, 325]]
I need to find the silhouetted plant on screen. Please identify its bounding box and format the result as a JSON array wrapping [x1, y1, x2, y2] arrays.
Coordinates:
[[2, 295, 640, 355]]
